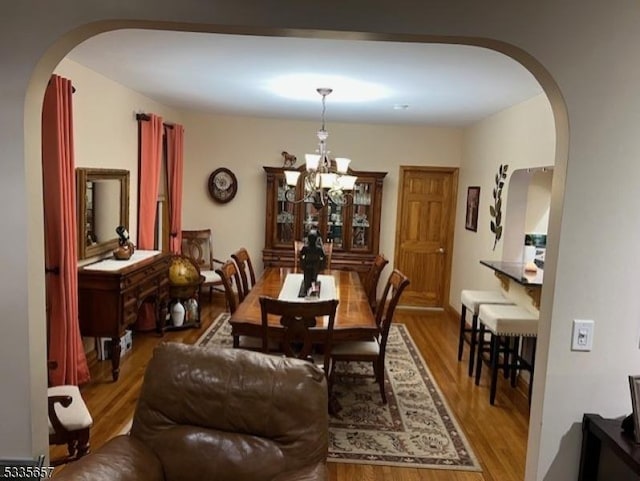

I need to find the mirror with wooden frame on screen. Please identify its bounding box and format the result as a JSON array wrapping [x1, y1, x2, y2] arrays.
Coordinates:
[[76, 168, 130, 260]]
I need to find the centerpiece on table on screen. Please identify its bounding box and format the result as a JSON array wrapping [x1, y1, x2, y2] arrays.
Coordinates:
[[298, 229, 327, 298]]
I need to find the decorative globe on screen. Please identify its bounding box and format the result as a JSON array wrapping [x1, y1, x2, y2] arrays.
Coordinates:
[[168, 256, 200, 286]]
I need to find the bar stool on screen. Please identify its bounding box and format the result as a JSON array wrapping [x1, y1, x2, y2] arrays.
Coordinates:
[[474, 304, 539, 405], [458, 290, 513, 376]]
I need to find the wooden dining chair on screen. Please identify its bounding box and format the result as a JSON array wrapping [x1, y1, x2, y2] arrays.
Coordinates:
[[215, 259, 244, 315], [364, 254, 389, 313], [217, 259, 268, 351], [181, 229, 224, 300], [293, 240, 304, 271], [323, 242, 333, 271], [259, 297, 339, 377], [231, 247, 256, 299], [329, 269, 410, 403]]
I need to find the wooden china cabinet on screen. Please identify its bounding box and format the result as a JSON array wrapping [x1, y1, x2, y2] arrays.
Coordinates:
[[262, 166, 386, 274]]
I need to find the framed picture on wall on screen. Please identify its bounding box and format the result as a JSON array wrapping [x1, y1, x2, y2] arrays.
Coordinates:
[[465, 186, 481, 232], [629, 375, 640, 443]]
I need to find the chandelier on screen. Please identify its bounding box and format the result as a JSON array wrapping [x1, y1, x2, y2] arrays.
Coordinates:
[[284, 88, 357, 207]]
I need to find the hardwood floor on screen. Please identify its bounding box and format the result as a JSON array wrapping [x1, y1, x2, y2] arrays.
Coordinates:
[[52, 297, 530, 480]]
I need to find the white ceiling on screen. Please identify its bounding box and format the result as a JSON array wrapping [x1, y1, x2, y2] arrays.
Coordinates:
[[67, 29, 544, 127]]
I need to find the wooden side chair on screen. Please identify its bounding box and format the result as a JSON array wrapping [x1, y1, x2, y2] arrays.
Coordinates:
[[47, 361, 93, 465], [364, 254, 389, 313], [323, 242, 333, 271], [259, 297, 339, 377], [181, 229, 224, 300], [329, 269, 410, 403], [215, 259, 244, 315], [231, 247, 256, 299], [293, 240, 304, 271], [216, 259, 265, 351]]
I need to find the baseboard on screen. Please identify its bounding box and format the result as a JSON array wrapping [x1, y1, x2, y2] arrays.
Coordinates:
[[397, 305, 444, 312], [445, 303, 459, 321]]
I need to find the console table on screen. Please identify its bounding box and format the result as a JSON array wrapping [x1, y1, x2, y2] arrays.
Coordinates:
[[579, 413, 640, 480], [78, 250, 170, 381]]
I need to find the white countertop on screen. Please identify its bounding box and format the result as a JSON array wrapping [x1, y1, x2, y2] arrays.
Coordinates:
[[82, 250, 161, 272]]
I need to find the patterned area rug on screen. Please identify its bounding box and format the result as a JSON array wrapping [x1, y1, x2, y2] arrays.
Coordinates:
[[197, 313, 481, 471]]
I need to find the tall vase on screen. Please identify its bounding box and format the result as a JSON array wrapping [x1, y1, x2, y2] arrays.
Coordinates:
[[185, 298, 199, 324], [171, 300, 185, 327]]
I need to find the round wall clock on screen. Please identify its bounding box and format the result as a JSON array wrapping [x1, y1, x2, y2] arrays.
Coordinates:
[[208, 168, 238, 204]]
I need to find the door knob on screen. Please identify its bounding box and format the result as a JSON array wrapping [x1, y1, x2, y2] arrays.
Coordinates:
[[437, 247, 445, 254]]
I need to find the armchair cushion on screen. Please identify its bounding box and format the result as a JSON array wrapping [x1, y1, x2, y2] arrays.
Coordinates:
[[56, 343, 329, 481], [131, 344, 329, 481], [53, 435, 163, 481], [200, 269, 222, 285]]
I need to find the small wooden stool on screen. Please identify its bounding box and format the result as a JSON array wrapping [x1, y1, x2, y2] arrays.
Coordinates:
[[459, 290, 513, 376], [474, 304, 539, 405]]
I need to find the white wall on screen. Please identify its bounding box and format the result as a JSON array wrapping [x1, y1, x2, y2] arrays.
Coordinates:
[[501, 168, 553, 264], [525, 170, 553, 234], [450, 94, 555, 306], [4, 3, 640, 480], [181, 111, 463, 275], [52, 63, 464, 349]]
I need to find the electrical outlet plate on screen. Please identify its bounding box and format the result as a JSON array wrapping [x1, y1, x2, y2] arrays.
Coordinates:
[[572, 319, 594, 351]]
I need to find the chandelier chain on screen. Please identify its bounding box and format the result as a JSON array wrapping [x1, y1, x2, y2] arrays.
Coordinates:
[[321, 92, 327, 132]]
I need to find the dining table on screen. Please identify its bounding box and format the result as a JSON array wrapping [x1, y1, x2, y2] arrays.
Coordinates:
[[229, 267, 379, 343]]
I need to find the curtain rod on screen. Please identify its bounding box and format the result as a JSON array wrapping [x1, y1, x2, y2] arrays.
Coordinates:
[[47, 77, 76, 93], [135, 113, 175, 128]]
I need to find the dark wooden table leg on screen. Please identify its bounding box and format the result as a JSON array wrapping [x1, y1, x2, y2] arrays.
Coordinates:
[[155, 296, 168, 335], [110, 337, 121, 381], [578, 415, 601, 481]]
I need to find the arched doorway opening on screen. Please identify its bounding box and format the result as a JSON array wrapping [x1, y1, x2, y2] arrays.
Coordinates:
[[24, 22, 569, 477]]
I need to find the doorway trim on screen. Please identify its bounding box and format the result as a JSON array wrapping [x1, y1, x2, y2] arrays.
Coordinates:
[[21, 20, 569, 479], [394, 165, 459, 309]]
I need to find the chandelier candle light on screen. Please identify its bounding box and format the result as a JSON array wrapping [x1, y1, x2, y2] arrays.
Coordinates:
[[284, 88, 358, 207]]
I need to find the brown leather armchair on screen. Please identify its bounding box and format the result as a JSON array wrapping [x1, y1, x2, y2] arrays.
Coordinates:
[[55, 343, 329, 481]]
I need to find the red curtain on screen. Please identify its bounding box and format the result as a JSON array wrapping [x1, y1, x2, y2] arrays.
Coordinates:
[[137, 114, 163, 249], [42, 75, 90, 386], [136, 114, 163, 331], [166, 124, 184, 254]]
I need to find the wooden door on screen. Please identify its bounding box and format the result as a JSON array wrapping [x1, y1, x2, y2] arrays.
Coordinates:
[[394, 167, 458, 308]]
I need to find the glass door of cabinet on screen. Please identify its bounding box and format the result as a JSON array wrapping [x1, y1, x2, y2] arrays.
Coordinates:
[[326, 200, 344, 249], [274, 177, 297, 246], [302, 198, 323, 239], [350, 182, 373, 251]]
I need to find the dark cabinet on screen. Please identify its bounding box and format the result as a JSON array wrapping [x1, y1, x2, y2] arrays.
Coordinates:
[[262, 166, 386, 273], [78, 251, 170, 381]]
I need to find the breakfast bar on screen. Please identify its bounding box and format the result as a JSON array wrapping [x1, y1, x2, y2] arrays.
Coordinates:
[[480, 260, 543, 308]]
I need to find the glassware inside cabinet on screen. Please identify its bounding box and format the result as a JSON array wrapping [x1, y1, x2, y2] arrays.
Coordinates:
[[303, 199, 321, 238], [354, 183, 372, 206], [327, 200, 344, 249], [351, 182, 372, 250], [276, 177, 295, 244]]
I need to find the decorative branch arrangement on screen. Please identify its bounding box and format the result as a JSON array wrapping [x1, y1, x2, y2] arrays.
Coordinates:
[[490, 164, 509, 251]]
